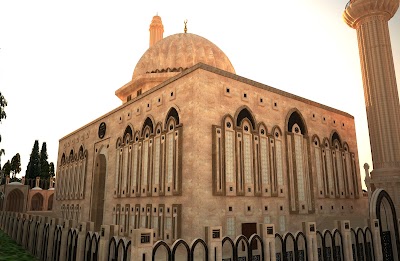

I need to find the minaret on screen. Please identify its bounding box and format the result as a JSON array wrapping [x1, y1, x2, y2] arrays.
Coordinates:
[[149, 15, 164, 47], [343, 0, 400, 205]]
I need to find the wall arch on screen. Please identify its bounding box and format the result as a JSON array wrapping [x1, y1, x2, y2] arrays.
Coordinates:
[[30, 193, 44, 211], [286, 109, 308, 135], [234, 106, 256, 130], [141, 116, 155, 136], [165, 107, 180, 127], [6, 188, 24, 212], [370, 189, 400, 260]]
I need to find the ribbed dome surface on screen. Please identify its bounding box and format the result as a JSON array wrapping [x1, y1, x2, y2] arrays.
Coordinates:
[[132, 33, 235, 79]]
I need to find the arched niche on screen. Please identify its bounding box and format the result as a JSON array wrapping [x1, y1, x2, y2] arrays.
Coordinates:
[[287, 109, 308, 135], [235, 107, 256, 130], [370, 189, 400, 260]]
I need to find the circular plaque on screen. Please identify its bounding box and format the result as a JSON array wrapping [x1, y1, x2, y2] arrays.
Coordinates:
[[98, 122, 106, 139]]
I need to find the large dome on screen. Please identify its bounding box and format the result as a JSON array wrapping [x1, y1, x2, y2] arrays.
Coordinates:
[[132, 33, 235, 80]]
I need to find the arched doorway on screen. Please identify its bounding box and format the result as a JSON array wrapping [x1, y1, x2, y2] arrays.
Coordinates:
[[91, 153, 107, 231], [5, 188, 24, 212], [30, 193, 44, 211], [47, 194, 54, 210], [370, 189, 400, 260]]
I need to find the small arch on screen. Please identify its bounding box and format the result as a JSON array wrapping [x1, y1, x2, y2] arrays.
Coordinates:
[[190, 238, 208, 261], [30, 193, 44, 211], [257, 122, 268, 136], [312, 135, 321, 147], [152, 240, 172, 261], [171, 239, 190, 260], [165, 107, 180, 126], [69, 150, 74, 161], [330, 131, 342, 147], [123, 125, 133, 142], [155, 122, 163, 135], [287, 109, 308, 135], [6, 188, 24, 212], [235, 106, 256, 130], [61, 153, 66, 165], [222, 115, 234, 130], [322, 138, 331, 148], [272, 126, 283, 139], [222, 236, 234, 260], [78, 146, 84, 159], [234, 235, 251, 261], [133, 131, 141, 142], [142, 116, 154, 136], [48, 194, 54, 210], [343, 142, 350, 152], [115, 137, 122, 149]]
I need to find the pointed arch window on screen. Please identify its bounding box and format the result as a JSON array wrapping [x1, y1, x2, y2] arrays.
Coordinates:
[[286, 110, 312, 213], [313, 137, 325, 197]]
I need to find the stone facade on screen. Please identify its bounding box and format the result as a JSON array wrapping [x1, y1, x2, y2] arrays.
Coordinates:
[[54, 16, 368, 242]]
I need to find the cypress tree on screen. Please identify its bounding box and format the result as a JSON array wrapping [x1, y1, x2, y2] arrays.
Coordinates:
[[49, 162, 55, 177], [40, 142, 49, 179], [26, 140, 41, 179], [10, 153, 21, 178]]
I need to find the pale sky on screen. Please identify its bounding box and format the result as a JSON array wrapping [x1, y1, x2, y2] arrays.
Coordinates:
[[1, 1, 400, 187]]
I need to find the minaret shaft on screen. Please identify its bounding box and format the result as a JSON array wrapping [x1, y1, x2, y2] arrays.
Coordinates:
[[356, 15, 400, 169], [149, 15, 164, 47]]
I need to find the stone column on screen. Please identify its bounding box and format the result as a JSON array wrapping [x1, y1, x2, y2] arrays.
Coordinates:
[[75, 221, 93, 261], [205, 226, 223, 260], [36, 216, 47, 259], [131, 228, 154, 260], [370, 219, 383, 260], [343, 0, 400, 208], [98, 224, 118, 261], [59, 219, 72, 261], [27, 215, 38, 253], [11, 212, 18, 240], [302, 222, 318, 261], [259, 224, 276, 261], [21, 214, 31, 249], [343, 0, 400, 170], [336, 220, 353, 261], [46, 218, 58, 261]]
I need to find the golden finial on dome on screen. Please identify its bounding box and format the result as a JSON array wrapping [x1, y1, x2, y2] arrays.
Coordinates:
[[184, 19, 188, 33]]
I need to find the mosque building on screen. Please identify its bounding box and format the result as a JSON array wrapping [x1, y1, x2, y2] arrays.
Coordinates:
[[54, 15, 368, 242]]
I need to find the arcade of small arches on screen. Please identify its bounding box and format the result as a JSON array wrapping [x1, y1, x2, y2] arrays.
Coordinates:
[[56, 145, 88, 201], [212, 107, 360, 214], [114, 107, 182, 199], [1, 188, 54, 212]]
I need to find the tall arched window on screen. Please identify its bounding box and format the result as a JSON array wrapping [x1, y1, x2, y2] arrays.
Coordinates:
[[322, 138, 335, 198], [114, 138, 123, 197], [236, 119, 254, 195], [141, 125, 152, 196], [130, 131, 141, 197], [152, 124, 163, 196], [286, 110, 312, 213], [312, 136, 326, 198], [165, 117, 180, 195], [258, 124, 271, 197]]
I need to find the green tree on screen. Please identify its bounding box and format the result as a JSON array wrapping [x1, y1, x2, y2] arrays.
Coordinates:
[[3, 160, 11, 177], [0, 148, 4, 170], [26, 140, 41, 179], [40, 142, 49, 179], [0, 92, 7, 168], [49, 162, 55, 177], [10, 153, 21, 178], [0, 92, 7, 123]]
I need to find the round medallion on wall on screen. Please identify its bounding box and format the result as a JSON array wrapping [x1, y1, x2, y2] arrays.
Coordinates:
[[98, 122, 106, 139]]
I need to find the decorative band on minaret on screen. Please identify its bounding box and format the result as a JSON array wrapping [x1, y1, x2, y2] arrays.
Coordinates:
[[149, 15, 164, 47], [343, 0, 400, 172]]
